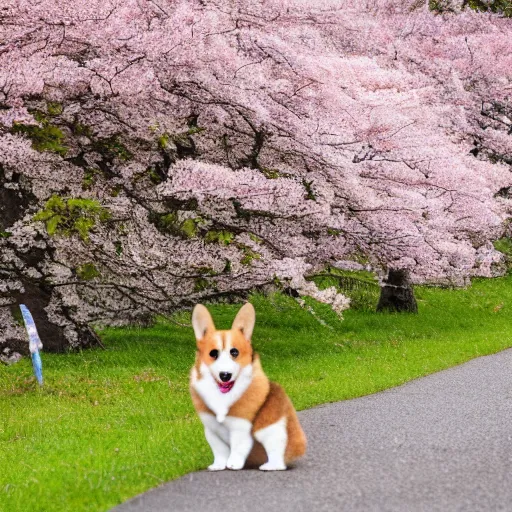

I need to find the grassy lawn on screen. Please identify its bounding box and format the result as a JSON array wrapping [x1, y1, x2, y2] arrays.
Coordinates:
[[1, 276, 512, 511]]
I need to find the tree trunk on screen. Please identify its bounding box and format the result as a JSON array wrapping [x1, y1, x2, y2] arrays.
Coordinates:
[[376, 268, 418, 313], [0, 167, 102, 354]]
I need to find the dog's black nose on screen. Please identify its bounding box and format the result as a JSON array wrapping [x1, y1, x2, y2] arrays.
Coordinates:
[[219, 372, 232, 382]]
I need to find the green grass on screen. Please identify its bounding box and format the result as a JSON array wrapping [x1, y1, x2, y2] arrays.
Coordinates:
[[2, 276, 512, 511]]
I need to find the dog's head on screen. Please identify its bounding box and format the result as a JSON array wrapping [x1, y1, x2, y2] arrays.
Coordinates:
[[192, 303, 255, 393]]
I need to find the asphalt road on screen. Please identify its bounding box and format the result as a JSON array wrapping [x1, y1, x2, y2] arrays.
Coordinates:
[[115, 349, 512, 512]]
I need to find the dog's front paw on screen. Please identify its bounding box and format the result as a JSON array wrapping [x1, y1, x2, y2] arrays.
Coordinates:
[[226, 455, 245, 470], [259, 462, 287, 471], [208, 462, 227, 471]]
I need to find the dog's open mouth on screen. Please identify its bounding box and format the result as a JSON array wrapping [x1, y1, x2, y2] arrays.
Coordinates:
[[218, 381, 235, 394]]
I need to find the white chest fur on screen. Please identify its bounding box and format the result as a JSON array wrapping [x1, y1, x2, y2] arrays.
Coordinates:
[[192, 362, 253, 423]]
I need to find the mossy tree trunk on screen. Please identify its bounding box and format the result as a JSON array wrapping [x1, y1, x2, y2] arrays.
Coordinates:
[[376, 269, 418, 313], [0, 167, 102, 354]]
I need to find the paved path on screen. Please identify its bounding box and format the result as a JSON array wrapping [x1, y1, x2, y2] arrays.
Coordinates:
[[115, 350, 512, 512]]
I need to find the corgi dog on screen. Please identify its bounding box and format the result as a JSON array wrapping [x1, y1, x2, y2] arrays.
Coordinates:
[[190, 303, 306, 471]]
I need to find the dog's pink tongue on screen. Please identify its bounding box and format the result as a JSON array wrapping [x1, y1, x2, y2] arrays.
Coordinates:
[[219, 381, 234, 394]]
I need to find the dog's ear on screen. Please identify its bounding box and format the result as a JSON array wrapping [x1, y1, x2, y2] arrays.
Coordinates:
[[231, 303, 255, 342], [192, 304, 215, 341]]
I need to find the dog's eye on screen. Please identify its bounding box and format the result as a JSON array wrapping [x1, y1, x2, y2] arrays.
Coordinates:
[[230, 348, 239, 358], [209, 349, 219, 359]]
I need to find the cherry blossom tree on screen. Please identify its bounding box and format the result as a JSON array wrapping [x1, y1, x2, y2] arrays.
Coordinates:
[[1, 0, 511, 351]]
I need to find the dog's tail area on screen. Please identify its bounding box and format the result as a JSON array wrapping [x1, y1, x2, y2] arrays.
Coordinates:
[[285, 409, 307, 463]]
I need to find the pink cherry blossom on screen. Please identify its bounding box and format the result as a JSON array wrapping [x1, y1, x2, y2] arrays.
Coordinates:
[[1, 0, 511, 349]]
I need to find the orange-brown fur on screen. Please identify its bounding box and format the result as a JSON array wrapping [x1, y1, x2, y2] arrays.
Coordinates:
[[246, 380, 307, 466], [190, 317, 306, 466]]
